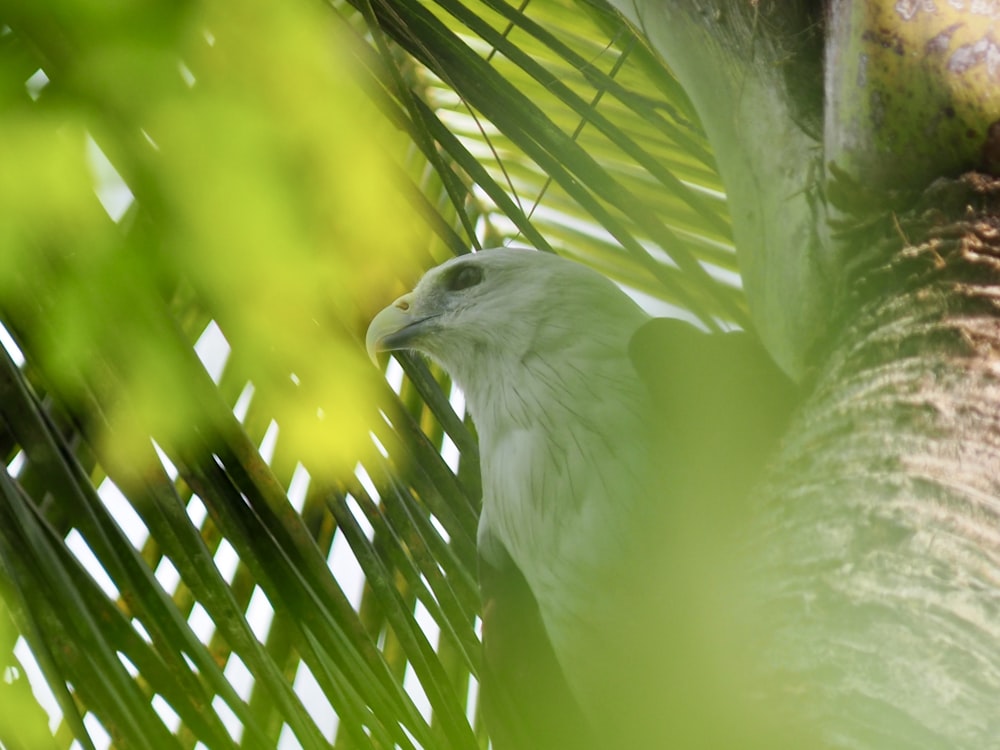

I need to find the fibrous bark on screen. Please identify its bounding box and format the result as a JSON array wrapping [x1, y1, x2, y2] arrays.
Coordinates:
[[751, 174, 1000, 748]]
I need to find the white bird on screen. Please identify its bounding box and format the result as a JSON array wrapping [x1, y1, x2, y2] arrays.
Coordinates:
[[366, 247, 794, 748]]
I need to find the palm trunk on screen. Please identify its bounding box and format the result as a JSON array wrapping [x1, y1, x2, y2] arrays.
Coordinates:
[[750, 174, 1000, 748]]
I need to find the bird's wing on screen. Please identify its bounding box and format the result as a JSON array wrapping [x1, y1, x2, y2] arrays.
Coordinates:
[[628, 317, 798, 509], [477, 528, 597, 750]]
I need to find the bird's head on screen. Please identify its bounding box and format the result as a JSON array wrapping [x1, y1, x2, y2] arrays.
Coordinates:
[[366, 248, 648, 398]]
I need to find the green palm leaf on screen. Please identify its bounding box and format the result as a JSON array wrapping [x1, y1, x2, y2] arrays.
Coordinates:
[[0, 0, 734, 746]]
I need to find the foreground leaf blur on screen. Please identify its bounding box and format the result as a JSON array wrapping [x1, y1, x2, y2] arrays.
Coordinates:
[[0, 0, 729, 745]]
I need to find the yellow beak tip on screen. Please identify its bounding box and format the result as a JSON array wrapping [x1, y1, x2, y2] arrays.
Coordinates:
[[365, 301, 413, 366]]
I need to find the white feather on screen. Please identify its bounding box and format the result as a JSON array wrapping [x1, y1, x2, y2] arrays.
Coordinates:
[[392, 248, 653, 714]]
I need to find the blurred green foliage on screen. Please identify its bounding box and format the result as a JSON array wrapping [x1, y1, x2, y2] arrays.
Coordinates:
[[0, 0, 424, 477], [0, 602, 52, 747], [0, 0, 746, 745]]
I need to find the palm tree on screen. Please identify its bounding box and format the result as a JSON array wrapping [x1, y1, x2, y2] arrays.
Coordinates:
[[611, 3, 1000, 746], [0, 0, 995, 749]]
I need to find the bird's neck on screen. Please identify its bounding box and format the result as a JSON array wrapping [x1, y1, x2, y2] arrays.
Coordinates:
[[462, 356, 638, 434], [458, 337, 652, 548]]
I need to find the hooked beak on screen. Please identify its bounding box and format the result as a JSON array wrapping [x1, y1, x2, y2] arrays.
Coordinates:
[[365, 294, 438, 364]]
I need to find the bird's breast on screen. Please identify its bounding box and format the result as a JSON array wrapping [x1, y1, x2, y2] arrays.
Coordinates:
[[478, 404, 650, 663]]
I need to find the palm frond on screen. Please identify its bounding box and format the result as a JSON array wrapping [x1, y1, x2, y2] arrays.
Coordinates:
[[0, 0, 733, 746]]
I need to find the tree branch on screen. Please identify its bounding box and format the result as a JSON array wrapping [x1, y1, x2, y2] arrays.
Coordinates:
[[603, 0, 829, 377]]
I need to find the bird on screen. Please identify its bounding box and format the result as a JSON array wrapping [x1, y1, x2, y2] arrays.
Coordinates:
[[366, 247, 796, 748]]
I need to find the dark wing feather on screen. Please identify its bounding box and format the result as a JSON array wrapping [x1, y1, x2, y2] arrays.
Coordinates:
[[565, 319, 801, 747], [478, 532, 596, 750], [629, 318, 798, 511]]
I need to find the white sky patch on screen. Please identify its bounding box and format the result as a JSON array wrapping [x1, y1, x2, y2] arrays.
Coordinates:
[[448, 384, 467, 420], [25, 68, 49, 100], [211, 694, 244, 744], [187, 602, 215, 643], [347, 494, 375, 541], [475, 212, 491, 246], [439, 432, 460, 473], [700, 258, 743, 288], [276, 724, 299, 750], [186, 494, 208, 528], [415, 598, 441, 650], [369, 431, 388, 459], [0, 323, 25, 366], [353, 464, 379, 509], [223, 653, 254, 702], [7, 449, 25, 477], [327, 529, 366, 610], [402, 665, 432, 725], [402, 600, 439, 722], [624, 286, 705, 324], [131, 617, 152, 644], [286, 463, 310, 513], [244, 586, 275, 643], [178, 61, 196, 88], [426, 82, 466, 111], [85, 134, 134, 222], [152, 440, 179, 481], [213, 538, 240, 582], [384, 356, 405, 393], [65, 530, 118, 599], [399, 723, 422, 750], [441, 383, 466, 472], [155, 555, 181, 592], [527, 204, 624, 246], [194, 321, 231, 384], [96, 478, 148, 548], [290, 661, 338, 742], [462, 188, 742, 318], [635, 239, 681, 270], [258, 421, 279, 464], [14, 638, 61, 732], [81, 713, 112, 750], [151, 694, 181, 732], [429, 514, 450, 545], [232, 382, 255, 422], [377, 408, 394, 431], [117, 651, 139, 678], [465, 674, 480, 727], [623, 285, 742, 332]]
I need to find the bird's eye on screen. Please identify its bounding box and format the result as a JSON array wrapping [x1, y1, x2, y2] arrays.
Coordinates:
[[447, 265, 483, 291]]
